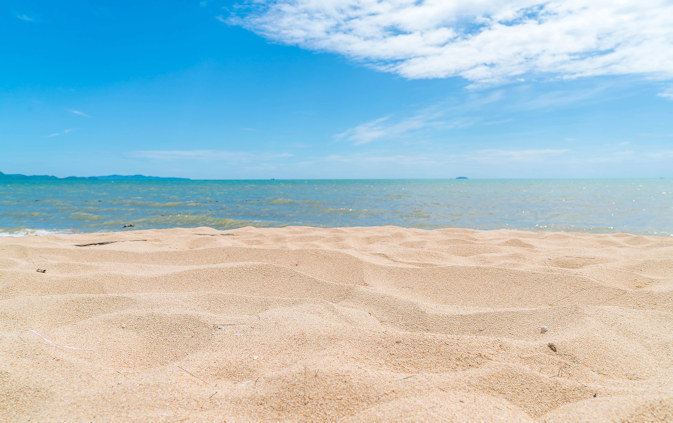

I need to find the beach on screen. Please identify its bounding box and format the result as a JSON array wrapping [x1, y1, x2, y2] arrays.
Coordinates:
[[1, 226, 672, 421]]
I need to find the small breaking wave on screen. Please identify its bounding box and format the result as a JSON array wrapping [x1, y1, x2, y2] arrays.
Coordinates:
[[0, 228, 67, 237]]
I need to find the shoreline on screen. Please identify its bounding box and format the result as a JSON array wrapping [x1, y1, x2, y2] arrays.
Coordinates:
[[3, 224, 673, 239], [2, 226, 672, 421]]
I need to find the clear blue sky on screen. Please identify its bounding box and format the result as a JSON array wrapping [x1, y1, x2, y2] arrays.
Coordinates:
[[2, 0, 673, 179]]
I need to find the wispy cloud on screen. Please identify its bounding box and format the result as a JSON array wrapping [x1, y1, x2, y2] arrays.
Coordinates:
[[510, 82, 613, 110], [336, 92, 501, 145], [573, 149, 673, 164], [215, 15, 227, 23], [473, 149, 569, 163], [335, 81, 617, 146], [46, 129, 75, 138], [13, 12, 34, 22], [70, 110, 90, 118], [645, 150, 673, 160], [336, 108, 471, 145], [658, 86, 673, 100], [584, 150, 636, 164], [323, 149, 569, 167], [230, 1, 673, 84], [336, 117, 389, 145], [319, 147, 673, 171], [129, 150, 292, 162], [323, 152, 442, 167]]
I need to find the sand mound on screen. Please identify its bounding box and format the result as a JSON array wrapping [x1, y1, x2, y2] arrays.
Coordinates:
[[1, 226, 672, 421]]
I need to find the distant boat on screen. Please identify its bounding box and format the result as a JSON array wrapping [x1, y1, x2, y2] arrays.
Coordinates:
[[456, 176, 469, 180]]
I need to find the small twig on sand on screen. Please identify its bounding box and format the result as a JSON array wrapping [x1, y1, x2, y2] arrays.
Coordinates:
[[177, 365, 208, 385], [303, 366, 309, 404], [22, 329, 93, 351], [74, 240, 147, 247], [200, 391, 218, 409], [75, 241, 117, 247]]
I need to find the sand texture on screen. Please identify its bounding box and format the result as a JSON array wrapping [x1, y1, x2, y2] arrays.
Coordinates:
[[1, 226, 672, 422]]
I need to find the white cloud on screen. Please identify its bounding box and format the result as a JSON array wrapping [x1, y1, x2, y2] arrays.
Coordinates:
[[230, 0, 673, 83], [70, 110, 90, 118], [658, 86, 673, 100]]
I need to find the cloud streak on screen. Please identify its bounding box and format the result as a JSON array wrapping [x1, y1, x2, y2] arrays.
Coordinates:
[[70, 110, 90, 118], [336, 108, 472, 145], [473, 149, 569, 163], [129, 150, 292, 162], [336, 117, 390, 145], [319, 148, 673, 172], [230, 0, 673, 84], [659, 87, 673, 100], [334, 85, 570, 145], [324, 149, 568, 166], [13, 13, 34, 22], [46, 129, 75, 138]]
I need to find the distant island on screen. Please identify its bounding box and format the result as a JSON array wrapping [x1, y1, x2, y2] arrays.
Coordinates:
[[456, 176, 469, 180], [0, 171, 189, 181]]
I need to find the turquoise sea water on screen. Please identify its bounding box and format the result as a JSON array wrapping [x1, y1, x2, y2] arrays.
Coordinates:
[[1, 179, 672, 236]]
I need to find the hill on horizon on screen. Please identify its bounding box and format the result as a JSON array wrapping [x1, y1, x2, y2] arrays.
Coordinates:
[[0, 171, 189, 181]]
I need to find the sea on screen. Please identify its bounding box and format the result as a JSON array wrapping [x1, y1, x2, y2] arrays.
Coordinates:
[[1, 179, 672, 236]]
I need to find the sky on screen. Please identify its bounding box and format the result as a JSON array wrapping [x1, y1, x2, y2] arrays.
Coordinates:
[[2, 0, 673, 179]]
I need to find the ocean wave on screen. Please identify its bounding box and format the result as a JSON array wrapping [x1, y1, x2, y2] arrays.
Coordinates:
[[529, 223, 672, 237], [269, 198, 295, 205], [70, 212, 106, 221], [119, 214, 259, 229], [0, 228, 67, 237], [5, 212, 49, 217], [269, 198, 321, 205]]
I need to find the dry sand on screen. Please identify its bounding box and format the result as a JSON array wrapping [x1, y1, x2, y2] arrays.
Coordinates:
[[1, 226, 672, 422]]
